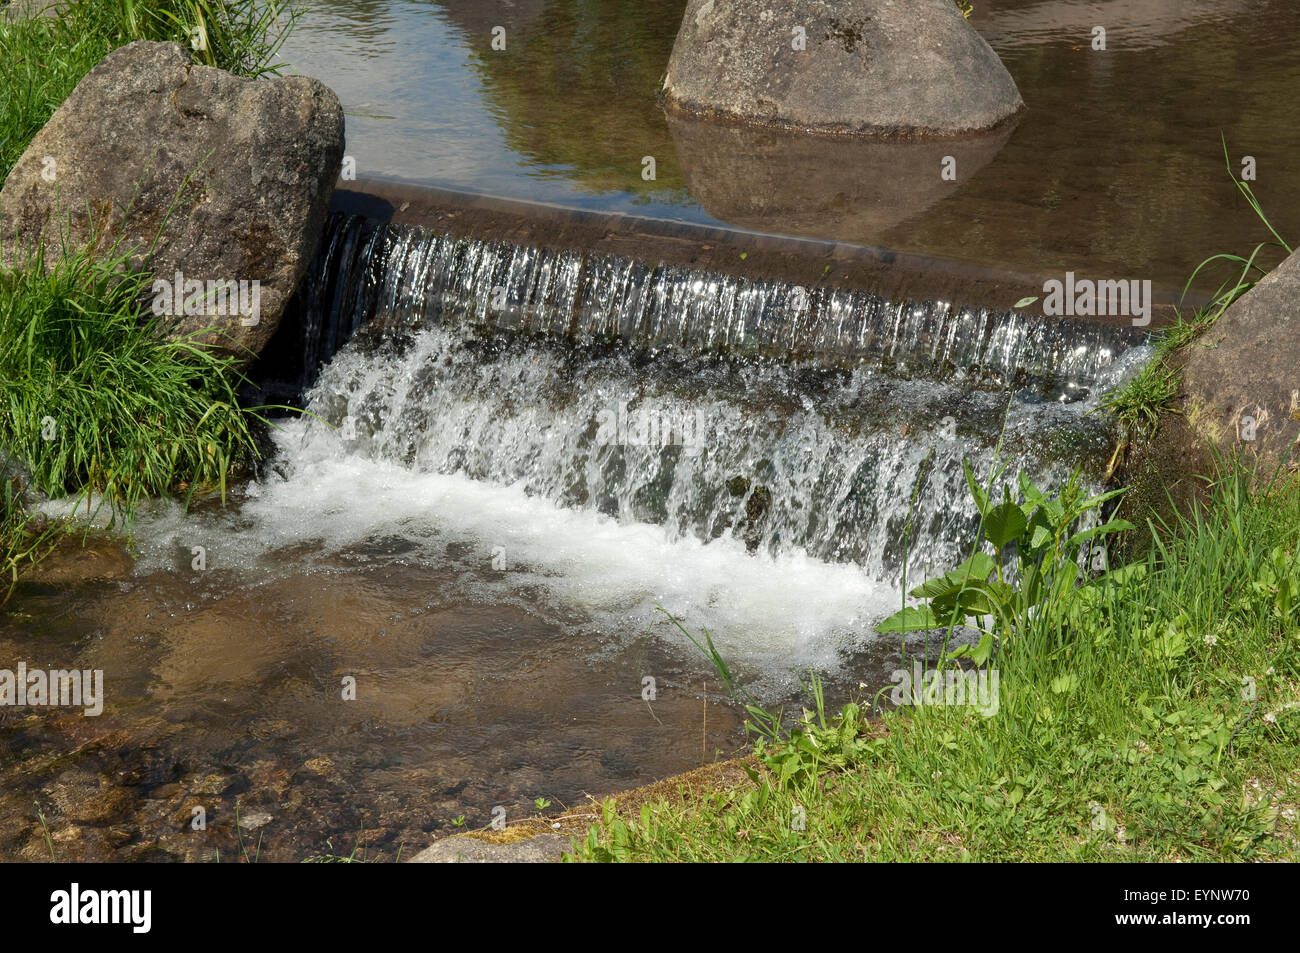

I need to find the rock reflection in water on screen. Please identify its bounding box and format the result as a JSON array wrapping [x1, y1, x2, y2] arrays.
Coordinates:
[[666, 112, 1018, 245]]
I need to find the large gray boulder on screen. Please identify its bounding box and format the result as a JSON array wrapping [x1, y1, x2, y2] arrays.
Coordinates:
[[0, 41, 344, 360], [1178, 249, 1300, 470], [662, 0, 1024, 136]]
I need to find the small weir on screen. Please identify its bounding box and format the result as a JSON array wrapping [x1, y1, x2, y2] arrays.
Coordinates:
[[300, 213, 1143, 399], [278, 213, 1144, 586], [0, 209, 1150, 862]]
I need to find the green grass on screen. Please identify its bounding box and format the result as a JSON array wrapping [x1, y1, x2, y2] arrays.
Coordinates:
[[0, 242, 262, 517], [1, 473, 61, 606], [301, 836, 405, 864], [1098, 345, 1181, 434], [1, 0, 298, 181], [570, 466, 1300, 861]]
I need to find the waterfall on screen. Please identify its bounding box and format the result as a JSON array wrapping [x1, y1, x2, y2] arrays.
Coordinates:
[[278, 214, 1140, 587], [299, 213, 1139, 402]]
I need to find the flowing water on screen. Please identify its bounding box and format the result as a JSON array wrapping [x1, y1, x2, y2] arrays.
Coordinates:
[[0, 214, 1145, 861], [277, 0, 1300, 289]]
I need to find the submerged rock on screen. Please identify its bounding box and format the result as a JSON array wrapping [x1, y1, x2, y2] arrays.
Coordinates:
[[187, 773, 233, 797], [237, 810, 273, 831], [408, 832, 570, 863], [20, 537, 134, 586], [0, 41, 344, 360], [662, 0, 1023, 136], [65, 784, 136, 826]]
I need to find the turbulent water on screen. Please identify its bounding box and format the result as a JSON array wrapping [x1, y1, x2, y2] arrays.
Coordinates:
[[293, 213, 1140, 572], [130, 215, 1145, 677]]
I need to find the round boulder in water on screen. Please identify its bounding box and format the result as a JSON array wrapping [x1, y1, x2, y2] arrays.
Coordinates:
[[662, 0, 1024, 136]]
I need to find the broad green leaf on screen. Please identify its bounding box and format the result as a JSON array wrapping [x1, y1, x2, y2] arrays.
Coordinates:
[[1065, 520, 1134, 549], [984, 501, 1028, 549], [1080, 487, 1128, 510], [947, 583, 997, 617], [910, 554, 999, 604], [964, 459, 991, 518], [1050, 674, 1079, 695], [1102, 563, 1147, 586], [910, 574, 964, 601], [1017, 470, 1044, 505], [877, 605, 941, 633], [1041, 496, 1065, 524], [953, 551, 998, 582]]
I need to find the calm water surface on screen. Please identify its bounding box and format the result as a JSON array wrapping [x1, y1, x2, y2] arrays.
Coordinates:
[[279, 0, 1300, 288]]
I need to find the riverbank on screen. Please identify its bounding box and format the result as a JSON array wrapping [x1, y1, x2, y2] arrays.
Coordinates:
[[559, 464, 1300, 861]]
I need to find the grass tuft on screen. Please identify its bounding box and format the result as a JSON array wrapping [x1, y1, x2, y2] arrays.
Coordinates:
[[0, 242, 262, 517], [0, 0, 297, 594]]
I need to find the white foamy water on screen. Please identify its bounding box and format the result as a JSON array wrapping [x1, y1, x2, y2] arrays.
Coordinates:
[[123, 416, 902, 675]]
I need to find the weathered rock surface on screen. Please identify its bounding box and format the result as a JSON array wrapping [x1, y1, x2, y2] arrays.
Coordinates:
[[1178, 249, 1300, 470], [1122, 249, 1300, 536], [0, 41, 344, 359], [663, 0, 1023, 136], [1, 0, 65, 21], [408, 832, 570, 863]]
